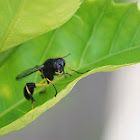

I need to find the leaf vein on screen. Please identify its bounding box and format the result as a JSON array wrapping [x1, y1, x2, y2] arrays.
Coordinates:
[[108, 6, 135, 54], [79, 1, 107, 66], [129, 23, 140, 47], [33, 29, 58, 82]]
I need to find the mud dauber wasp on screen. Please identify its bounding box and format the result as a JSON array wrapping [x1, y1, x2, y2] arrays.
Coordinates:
[[16, 54, 89, 109]]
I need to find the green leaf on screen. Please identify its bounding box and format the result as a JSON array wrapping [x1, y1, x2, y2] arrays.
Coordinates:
[[0, 0, 140, 135], [0, 0, 82, 53]]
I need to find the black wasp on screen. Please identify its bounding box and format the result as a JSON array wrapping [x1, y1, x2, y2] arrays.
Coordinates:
[[16, 54, 89, 109]]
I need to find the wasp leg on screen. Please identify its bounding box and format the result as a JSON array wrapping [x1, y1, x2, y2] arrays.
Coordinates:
[[38, 71, 44, 78], [24, 83, 36, 110], [65, 64, 89, 74], [55, 71, 72, 77], [63, 69, 72, 78], [38, 71, 47, 93], [36, 78, 58, 97], [45, 78, 57, 97], [39, 79, 47, 94]]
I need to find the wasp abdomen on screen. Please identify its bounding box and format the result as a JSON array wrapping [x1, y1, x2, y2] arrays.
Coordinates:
[[24, 83, 36, 101]]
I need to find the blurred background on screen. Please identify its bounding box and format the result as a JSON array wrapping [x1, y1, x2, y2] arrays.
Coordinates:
[[1, 0, 140, 140]]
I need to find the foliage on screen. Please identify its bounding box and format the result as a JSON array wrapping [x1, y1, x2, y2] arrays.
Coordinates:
[[0, 0, 140, 135]]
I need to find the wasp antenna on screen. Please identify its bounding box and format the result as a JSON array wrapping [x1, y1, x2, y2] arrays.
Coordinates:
[[56, 53, 70, 59], [62, 53, 71, 58], [66, 64, 89, 74]]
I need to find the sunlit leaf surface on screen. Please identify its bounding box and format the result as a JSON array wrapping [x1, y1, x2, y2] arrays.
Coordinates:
[[0, 0, 82, 52]]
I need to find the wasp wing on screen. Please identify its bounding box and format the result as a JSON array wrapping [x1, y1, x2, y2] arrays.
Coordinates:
[[16, 65, 44, 80]]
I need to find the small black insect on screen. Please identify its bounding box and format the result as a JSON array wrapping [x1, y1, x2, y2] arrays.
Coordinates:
[[16, 54, 89, 109]]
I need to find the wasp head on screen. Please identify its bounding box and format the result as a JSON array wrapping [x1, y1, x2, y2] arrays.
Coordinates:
[[53, 58, 65, 72]]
